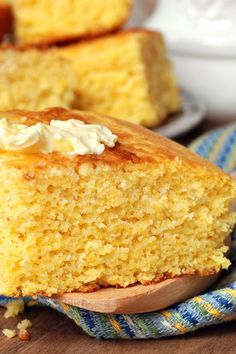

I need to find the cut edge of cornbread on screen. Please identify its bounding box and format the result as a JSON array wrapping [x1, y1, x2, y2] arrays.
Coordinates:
[[12, 0, 132, 46], [0, 46, 76, 111], [0, 108, 235, 296], [59, 30, 182, 128]]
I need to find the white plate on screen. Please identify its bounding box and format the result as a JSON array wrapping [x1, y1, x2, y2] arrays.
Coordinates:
[[154, 92, 206, 138]]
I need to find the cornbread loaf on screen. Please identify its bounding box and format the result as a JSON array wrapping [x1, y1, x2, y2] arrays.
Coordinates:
[[0, 107, 235, 297], [0, 47, 75, 110], [59, 30, 181, 127], [12, 0, 132, 45], [0, 2, 13, 42]]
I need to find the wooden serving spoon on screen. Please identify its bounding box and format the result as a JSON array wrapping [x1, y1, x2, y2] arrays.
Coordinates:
[[54, 175, 235, 314], [54, 273, 220, 314]]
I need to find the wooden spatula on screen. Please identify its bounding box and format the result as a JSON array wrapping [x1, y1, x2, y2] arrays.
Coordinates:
[[54, 273, 219, 314]]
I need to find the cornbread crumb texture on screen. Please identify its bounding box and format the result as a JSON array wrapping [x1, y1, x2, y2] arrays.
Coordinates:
[[18, 329, 30, 341], [12, 0, 132, 45], [0, 108, 235, 297], [17, 319, 32, 331], [4, 299, 24, 319], [60, 31, 181, 127], [2, 299, 32, 341], [2, 319, 32, 341], [17, 319, 32, 341], [0, 48, 76, 111], [2, 329, 16, 339]]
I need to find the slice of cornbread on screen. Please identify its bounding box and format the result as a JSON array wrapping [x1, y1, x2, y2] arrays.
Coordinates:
[[0, 2, 13, 42], [0, 47, 75, 110], [12, 0, 132, 45], [0, 107, 235, 297], [59, 30, 181, 128]]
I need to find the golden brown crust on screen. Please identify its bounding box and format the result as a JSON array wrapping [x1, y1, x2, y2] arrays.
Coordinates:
[[77, 268, 219, 293], [2, 28, 158, 51], [19, 21, 131, 49], [0, 3, 13, 42], [7, 268, 220, 296], [141, 268, 219, 286], [0, 107, 227, 175], [18, 330, 31, 342], [57, 28, 162, 51], [14, 1, 133, 47], [0, 43, 57, 53], [14, 27, 126, 49]]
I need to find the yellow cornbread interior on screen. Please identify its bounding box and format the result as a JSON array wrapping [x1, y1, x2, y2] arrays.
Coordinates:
[[0, 49, 75, 111], [0, 158, 235, 296], [12, 0, 131, 45], [59, 31, 181, 127]]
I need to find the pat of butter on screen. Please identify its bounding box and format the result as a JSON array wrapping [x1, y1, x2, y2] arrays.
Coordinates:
[[0, 118, 117, 155]]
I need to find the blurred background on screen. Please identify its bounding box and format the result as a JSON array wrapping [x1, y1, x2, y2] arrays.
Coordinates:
[[127, 0, 236, 122]]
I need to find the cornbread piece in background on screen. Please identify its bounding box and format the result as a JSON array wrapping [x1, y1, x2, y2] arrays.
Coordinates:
[[0, 48, 75, 110], [0, 2, 13, 42], [59, 30, 181, 127], [12, 0, 132, 45], [0, 107, 235, 297]]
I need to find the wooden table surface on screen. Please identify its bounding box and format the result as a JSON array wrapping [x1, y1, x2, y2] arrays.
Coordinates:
[[1, 118, 235, 354]]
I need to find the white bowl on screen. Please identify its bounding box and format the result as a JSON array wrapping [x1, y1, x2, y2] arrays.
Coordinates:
[[155, 92, 205, 138], [170, 50, 236, 121], [127, 0, 236, 121]]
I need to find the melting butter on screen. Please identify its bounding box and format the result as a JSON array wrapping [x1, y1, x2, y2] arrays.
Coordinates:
[[0, 118, 117, 155]]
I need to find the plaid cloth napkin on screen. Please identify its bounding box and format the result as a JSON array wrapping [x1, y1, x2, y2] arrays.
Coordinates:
[[1, 123, 236, 339]]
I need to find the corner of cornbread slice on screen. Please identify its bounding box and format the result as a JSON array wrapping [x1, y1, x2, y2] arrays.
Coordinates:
[[12, 0, 132, 45], [0, 107, 235, 297], [0, 46, 76, 110], [59, 30, 181, 128]]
